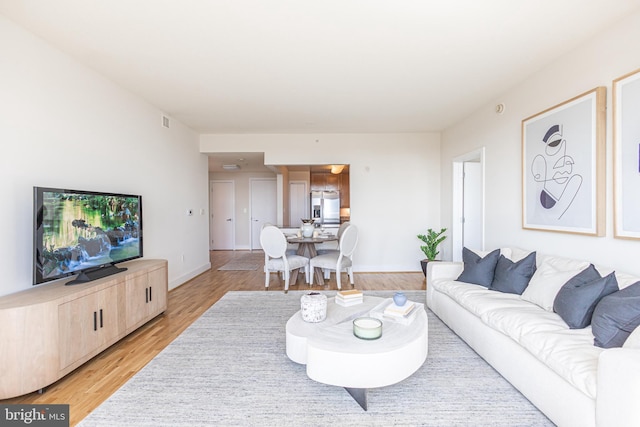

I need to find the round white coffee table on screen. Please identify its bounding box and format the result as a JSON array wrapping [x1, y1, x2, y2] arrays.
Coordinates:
[[286, 295, 428, 410]]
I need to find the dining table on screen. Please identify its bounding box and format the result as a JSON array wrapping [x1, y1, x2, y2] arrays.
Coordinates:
[[286, 234, 338, 286]]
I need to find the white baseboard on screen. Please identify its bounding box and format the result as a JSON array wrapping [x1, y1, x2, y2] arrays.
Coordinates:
[[169, 262, 211, 291], [353, 264, 422, 273]]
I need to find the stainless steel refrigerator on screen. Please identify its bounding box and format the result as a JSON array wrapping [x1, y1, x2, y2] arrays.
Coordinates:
[[311, 191, 340, 225]]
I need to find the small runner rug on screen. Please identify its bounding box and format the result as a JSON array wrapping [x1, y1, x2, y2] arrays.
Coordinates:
[[217, 254, 264, 271], [78, 291, 552, 427]]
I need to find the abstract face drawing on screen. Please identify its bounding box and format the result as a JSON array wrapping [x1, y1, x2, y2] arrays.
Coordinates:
[[531, 124, 583, 219]]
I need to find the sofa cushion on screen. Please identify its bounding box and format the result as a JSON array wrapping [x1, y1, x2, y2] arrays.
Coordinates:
[[456, 247, 500, 287], [431, 279, 524, 317], [490, 252, 536, 295], [554, 266, 618, 329], [521, 258, 591, 311], [481, 305, 568, 343], [592, 281, 640, 348], [520, 328, 603, 399]]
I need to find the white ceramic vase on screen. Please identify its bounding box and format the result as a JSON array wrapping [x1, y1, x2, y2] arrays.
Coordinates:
[[302, 223, 314, 238]]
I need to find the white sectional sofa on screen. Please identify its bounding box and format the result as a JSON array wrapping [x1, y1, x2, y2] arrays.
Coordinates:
[[426, 247, 640, 427]]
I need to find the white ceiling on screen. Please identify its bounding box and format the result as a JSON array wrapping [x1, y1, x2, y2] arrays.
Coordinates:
[[2, 0, 639, 134]]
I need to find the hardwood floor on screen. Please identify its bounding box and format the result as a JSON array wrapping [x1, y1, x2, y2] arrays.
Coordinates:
[[2, 250, 425, 426]]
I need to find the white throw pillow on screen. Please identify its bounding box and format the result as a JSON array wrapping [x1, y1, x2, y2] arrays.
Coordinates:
[[521, 258, 590, 311], [623, 326, 640, 349], [468, 247, 512, 259], [508, 247, 533, 263]]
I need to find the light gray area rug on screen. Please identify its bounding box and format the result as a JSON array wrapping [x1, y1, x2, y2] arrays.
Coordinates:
[[217, 254, 264, 271], [79, 291, 553, 427]]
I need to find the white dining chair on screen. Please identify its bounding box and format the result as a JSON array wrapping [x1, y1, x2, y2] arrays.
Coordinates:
[[317, 221, 350, 257], [260, 225, 309, 293], [309, 224, 358, 290]]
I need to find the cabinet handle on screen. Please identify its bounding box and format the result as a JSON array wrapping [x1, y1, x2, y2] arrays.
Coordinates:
[[145, 287, 149, 303], [99, 309, 103, 328], [93, 311, 97, 331], [149, 286, 152, 302]]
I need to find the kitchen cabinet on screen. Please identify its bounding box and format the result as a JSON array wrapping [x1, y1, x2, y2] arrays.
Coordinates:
[[340, 173, 350, 209], [325, 174, 340, 191], [311, 173, 342, 192], [310, 173, 327, 191]]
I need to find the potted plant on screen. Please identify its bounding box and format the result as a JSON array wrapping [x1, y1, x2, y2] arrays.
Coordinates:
[[417, 228, 447, 276]]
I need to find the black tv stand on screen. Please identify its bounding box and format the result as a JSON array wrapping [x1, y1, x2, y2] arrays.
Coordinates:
[[66, 264, 128, 285]]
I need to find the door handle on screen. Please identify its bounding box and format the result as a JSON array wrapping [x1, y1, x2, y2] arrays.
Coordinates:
[[226, 218, 232, 222]]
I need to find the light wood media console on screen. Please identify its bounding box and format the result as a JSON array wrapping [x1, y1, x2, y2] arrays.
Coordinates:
[[0, 259, 168, 399]]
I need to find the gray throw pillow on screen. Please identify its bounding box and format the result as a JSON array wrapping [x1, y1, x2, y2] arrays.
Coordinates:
[[456, 247, 500, 288], [553, 265, 619, 329], [490, 252, 537, 295], [592, 281, 640, 348]]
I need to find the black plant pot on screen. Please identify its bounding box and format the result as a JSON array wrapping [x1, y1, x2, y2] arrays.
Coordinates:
[[420, 259, 430, 277], [420, 259, 440, 277]]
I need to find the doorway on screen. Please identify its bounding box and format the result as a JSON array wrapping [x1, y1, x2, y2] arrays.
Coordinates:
[[289, 181, 309, 227], [210, 180, 235, 250], [452, 148, 485, 261], [250, 178, 277, 250]]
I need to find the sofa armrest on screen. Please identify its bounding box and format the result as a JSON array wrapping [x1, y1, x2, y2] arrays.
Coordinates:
[[426, 261, 463, 283], [596, 347, 640, 427]]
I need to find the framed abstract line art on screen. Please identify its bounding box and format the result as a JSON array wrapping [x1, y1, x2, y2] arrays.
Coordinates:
[[613, 68, 640, 240], [522, 87, 606, 235]]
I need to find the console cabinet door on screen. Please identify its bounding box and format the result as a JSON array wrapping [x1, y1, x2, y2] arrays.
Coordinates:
[[58, 286, 119, 370], [147, 266, 168, 318], [125, 266, 167, 331]]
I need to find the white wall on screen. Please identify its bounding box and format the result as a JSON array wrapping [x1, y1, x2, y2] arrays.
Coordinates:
[[208, 171, 277, 249], [0, 16, 211, 297], [202, 133, 441, 271], [440, 10, 640, 276]]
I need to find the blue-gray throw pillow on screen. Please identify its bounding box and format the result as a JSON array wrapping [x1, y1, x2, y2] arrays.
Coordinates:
[[592, 281, 640, 348], [490, 251, 537, 295], [553, 265, 619, 329], [456, 247, 500, 288]]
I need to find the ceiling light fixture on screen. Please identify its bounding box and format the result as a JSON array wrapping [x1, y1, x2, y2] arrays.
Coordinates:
[[222, 164, 240, 170], [330, 164, 345, 174]]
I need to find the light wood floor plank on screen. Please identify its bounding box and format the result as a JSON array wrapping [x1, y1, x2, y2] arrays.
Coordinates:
[[2, 251, 425, 425]]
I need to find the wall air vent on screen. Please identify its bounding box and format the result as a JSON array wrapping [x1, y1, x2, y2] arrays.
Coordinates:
[[162, 115, 170, 128], [222, 164, 240, 170]]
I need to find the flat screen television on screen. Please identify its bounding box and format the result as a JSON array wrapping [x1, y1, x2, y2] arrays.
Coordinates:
[[33, 187, 143, 285]]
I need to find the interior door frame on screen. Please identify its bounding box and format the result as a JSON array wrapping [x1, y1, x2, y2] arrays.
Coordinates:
[[289, 180, 309, 226], [452, 147, 485, 262], [249, 178, 277, 250], [209, 180, 235, 250]]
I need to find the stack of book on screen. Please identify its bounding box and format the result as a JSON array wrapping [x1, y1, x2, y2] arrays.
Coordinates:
[[382, 300, 418, 324], [335, 289, 364, 307]]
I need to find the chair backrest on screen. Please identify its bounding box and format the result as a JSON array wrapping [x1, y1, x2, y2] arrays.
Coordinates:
[[339, 224, 358, 257], [337, 221, 351, 239], [260, 225, 287, 259]]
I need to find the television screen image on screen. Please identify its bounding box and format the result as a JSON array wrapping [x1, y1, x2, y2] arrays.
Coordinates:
[[33, 187, 143, 285]]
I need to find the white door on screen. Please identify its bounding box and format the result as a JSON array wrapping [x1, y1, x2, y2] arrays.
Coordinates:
[[463, 161, 483, 250], [289, 181, 308, 227], [210, 180, 234, 250], [250, 179, 277, 250], [452, 148, 485, 261]]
